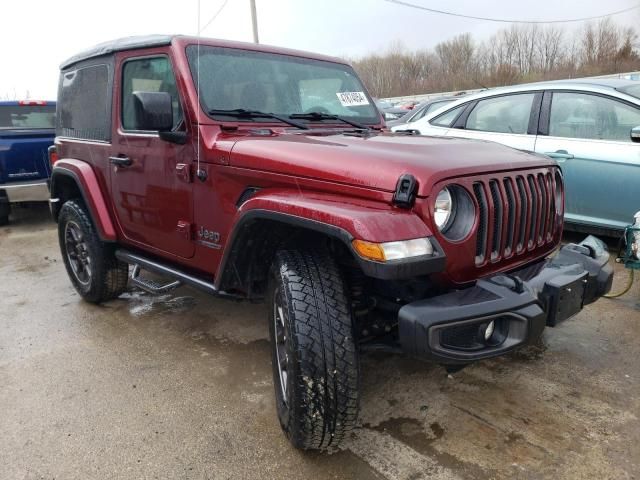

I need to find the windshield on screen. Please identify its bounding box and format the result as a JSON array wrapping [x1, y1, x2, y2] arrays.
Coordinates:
[[0, 105, 56, 129], [618, 84, 640, 100], [186, 46, 380, 124], [376, 99, 393, 109]]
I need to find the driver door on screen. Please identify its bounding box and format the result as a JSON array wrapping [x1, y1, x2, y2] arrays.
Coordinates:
[[109, 53, 195, 259]]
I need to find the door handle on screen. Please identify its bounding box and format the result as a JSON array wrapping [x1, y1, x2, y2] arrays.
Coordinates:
[[109, 156, 133, 167], [544, 150, 574, 160]]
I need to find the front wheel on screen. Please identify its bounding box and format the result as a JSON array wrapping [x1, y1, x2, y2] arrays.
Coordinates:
[[268, 249, 359, 451], [58, 199, 128, 303]]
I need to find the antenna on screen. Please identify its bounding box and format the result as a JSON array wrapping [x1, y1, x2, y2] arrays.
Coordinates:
[[196, 0, 207, 182]]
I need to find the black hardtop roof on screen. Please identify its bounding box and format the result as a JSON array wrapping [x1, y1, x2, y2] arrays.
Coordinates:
[[60, 34, 348, 70], [60, 35, 174, 70]]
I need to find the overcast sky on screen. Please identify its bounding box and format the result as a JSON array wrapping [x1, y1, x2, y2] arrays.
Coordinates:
[[1, 0, 638, 99]]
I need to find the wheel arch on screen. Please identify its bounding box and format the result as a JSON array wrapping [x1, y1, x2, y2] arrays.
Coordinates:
[[50, 160, 117, 242], [215, 189, 444, 296], [215, 210, 356, 298]]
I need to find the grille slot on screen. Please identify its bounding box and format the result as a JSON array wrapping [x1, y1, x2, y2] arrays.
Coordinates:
[[489, 180, 503, 260], [527, 175, 539, 247], [515, 176, 528, 252], [503, 178, 516, 256], [473, 182, 488, 264], [547, 172, 556, 238], [537, 174, 548, 244], [472, 169, 557, 266]]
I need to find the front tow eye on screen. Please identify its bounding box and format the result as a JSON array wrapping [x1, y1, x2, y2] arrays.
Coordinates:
[[393, 173, 418, 208]]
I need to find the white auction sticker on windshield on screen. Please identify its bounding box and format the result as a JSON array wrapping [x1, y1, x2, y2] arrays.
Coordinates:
[[336, 91, 370, 107]]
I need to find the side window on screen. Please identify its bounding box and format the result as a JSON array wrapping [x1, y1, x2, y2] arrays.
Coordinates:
[[465, 94, 535, 134], [411, 101, 448, 123], [58, 64, 110, 141], [430, 104, 466, 127], [549, 92, 640, 142], [423, 100, 452, 117], [121, 56, 183, 131]]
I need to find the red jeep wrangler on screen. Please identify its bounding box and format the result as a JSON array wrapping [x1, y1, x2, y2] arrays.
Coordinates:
[[50, 35, 613, 451]]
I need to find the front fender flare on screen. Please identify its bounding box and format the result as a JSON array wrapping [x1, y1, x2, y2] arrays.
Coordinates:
[[216, 190, 445, 290], [50, 159, 117, 242]]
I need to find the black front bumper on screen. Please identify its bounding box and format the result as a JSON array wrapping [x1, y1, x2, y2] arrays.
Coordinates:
[[398, 237, 613, 364]]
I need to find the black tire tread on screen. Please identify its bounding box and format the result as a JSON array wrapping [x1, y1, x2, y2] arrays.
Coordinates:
[[58, 199, 128, 303], [271, 249, 359, 451]]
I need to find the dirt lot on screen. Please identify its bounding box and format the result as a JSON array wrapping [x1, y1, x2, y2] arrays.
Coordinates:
[[1, 204, 639, 480]]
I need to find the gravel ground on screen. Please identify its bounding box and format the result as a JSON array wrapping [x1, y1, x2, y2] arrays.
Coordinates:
[[1, 204, 639, 480]]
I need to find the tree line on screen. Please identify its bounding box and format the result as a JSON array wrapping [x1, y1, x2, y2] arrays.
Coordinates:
[[352, 18, 640, 98]]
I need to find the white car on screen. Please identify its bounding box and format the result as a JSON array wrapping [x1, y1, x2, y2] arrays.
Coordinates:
[[392, 79, 640, 232]]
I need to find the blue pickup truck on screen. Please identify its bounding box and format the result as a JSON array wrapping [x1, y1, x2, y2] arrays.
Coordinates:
[[0, 100, 56, 224]]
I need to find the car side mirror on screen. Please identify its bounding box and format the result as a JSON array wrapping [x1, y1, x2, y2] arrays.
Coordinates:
[[132, 91, 173, 131], [631, 126, 640, 143]]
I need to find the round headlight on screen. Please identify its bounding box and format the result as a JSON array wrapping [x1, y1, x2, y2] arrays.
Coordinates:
[[434, 187, 453, 230]]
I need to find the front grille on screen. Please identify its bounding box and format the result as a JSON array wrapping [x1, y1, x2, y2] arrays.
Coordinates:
[[473, 171, 558, 265]]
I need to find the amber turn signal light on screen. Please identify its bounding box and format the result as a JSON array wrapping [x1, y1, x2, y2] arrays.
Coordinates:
[[352, 240, 386, 262]]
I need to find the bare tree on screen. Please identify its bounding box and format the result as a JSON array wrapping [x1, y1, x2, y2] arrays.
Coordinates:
[[352, 18, 640, 98]]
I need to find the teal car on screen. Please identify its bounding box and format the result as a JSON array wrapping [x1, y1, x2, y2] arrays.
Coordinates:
[[397, 79, 640, 234]]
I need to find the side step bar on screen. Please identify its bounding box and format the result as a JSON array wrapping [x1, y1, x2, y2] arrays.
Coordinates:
[[130, 264, 182, 295], [115, 249, 223, 296]]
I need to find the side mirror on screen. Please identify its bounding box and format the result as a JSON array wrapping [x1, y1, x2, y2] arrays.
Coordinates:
[[631, 126, 640, 143], [132, 91, 173, 131]]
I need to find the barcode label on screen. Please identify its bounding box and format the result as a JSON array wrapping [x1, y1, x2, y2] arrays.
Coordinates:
[[336, 91, 369, 107]]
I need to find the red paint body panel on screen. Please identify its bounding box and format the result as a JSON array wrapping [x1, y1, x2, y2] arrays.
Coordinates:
[[227, 132, 555, 197], [237, 190, 433, 243], [53, 158, 117, 241]]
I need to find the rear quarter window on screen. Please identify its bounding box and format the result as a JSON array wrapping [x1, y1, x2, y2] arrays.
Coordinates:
[[618, 84, 640, 100], [57, 64, 111, 141], [430, 104, 466, 127]]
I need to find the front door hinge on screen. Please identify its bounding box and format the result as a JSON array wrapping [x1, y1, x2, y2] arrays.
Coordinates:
[[176, 221, 193, 240], [175, 163, 193, 183]]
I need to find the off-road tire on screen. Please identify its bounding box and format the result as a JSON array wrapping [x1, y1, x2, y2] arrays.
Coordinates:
[[58, 199, 128, 303], [268, 249, 359, 451]]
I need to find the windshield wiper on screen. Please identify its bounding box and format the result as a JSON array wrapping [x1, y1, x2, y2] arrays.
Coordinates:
[[289, 112, 371, 130], [208, 108, 309, 130]]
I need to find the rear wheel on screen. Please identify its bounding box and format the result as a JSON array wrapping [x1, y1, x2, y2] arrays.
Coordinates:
[[58, 199, 128, 303], [268, 249, 359, 451]]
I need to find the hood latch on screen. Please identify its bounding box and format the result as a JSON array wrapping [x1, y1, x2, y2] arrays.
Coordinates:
[[393, 173, 418, 208]]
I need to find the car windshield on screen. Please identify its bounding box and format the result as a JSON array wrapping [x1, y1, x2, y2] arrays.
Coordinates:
[[186, 46, 380, 124], [0, 105, 56, 129], [618, 84, 640, 100], [376, 99, 393, 109]]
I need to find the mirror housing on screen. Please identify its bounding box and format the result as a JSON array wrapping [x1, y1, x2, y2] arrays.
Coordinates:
[[133, 91, 173, 131], [159, 131, 188, 145], [631, 126, 640, 143]]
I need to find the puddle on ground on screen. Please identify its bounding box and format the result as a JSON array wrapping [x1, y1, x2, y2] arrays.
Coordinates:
[[120, 290, 197, 317]]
